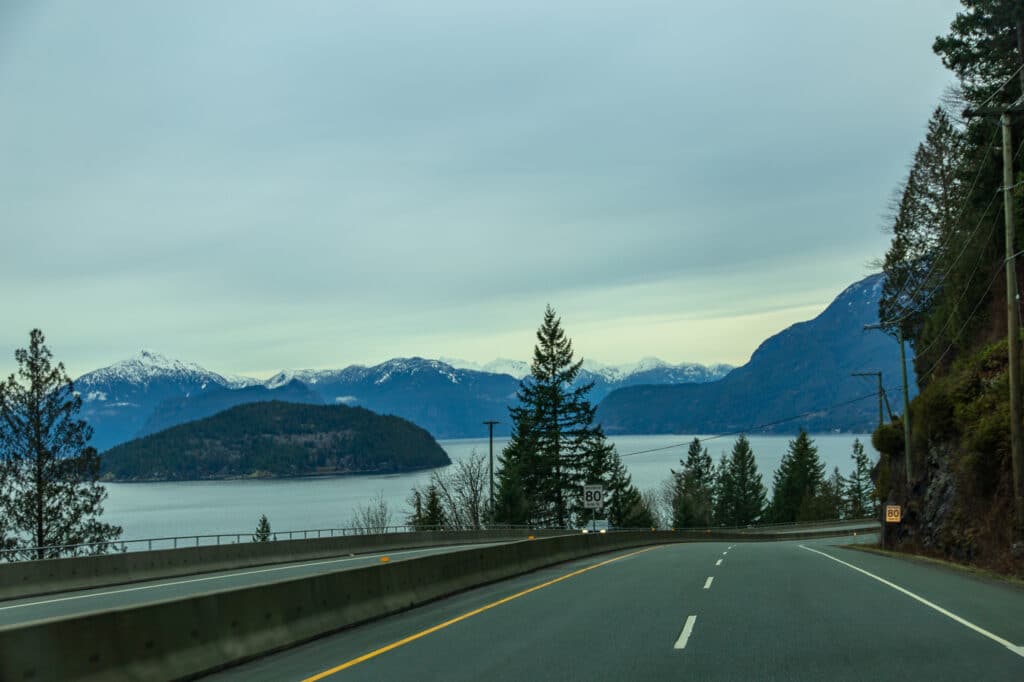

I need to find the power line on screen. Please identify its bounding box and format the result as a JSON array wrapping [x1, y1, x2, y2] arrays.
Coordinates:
[[616, 390, 883, 459], [882, 134, 1024, 327], [880, 126, 1001, 322], [910, 208, 1003, 359], [915, 262, 1005, 382], [975, 62, 1024, 112]]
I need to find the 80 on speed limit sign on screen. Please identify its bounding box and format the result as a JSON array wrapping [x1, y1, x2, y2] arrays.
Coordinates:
[[583, 484, 604, 509]]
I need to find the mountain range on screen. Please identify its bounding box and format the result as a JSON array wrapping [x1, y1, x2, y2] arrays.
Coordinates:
[[77, 352, 730, 450], [75, 273, 905, 449], [596, 273, 916, 434]]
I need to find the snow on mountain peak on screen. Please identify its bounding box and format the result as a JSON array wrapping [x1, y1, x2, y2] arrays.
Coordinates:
[[78, 350, 227, 386]]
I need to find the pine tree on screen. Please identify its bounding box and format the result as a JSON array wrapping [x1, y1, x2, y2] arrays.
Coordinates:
[[712, 452, 732, 525], [934, 1, 1024, 107], [0, 330, 122, 558], [845, 439, 876, 518], [408, 483, 448, 529], [769, 430, 825, 523], [879, 107, 966, 342], [803, 467, 847, 521], [671, 437, 715, 527], [607, 451, 653, 528], [253, 514, 272, 542], [494, 306, 616, 527], [724, 435, 766, 526]]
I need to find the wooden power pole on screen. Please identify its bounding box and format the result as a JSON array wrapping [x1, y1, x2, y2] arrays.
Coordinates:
[[483, 420, 499, 515], [1001, 113, 1024, 533]]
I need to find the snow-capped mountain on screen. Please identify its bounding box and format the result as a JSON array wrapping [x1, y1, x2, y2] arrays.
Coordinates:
[[442, 356, 732, 386], [75, 352, 735, 449], [76, 350, 236, 451]]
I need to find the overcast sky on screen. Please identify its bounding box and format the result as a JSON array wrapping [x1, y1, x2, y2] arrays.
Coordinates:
[[1, 1, 962, 379]]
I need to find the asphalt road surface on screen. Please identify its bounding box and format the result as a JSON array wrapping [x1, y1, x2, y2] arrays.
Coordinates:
[[0, 541, 510, 627], [208, 534, 1024, 682]]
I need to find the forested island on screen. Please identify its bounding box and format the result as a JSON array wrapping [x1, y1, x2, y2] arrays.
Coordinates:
[[100, 401, 451, 481]]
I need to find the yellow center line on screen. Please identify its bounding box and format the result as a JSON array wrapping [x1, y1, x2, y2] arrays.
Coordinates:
[[302, 545, 663, 681]]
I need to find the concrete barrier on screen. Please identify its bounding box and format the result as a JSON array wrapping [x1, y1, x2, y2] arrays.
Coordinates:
[[0, 529, 570, 602], [0, 531, 678, 682]]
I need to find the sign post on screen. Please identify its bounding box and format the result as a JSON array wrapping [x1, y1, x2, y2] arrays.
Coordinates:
[[884, 505, 901, 551], [583, 484, 603, 532]]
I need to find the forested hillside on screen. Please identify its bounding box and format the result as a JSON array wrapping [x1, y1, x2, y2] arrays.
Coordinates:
[[101, 401, 450, 481], [873, 0, 1024, 574]]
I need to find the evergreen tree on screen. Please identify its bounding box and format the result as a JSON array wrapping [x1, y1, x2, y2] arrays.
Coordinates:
[[712, 452, 733, 525], [607, 451, 653, 528], [769, 430, 825, 523], [253, 514, 272, 542], [879, 107, 966, 341], [407, 484, 448, 529], [494, 306, 616, 527], [723, 435, 766, 526], [671, 437, 715, 527], [0, 330, 122, 558], [802, 467, 847, 521], [845, 439, 876, 518], [934, 1, 1024, 107]]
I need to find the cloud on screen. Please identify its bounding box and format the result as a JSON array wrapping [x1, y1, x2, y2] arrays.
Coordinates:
[[0, 0, 961, 376]]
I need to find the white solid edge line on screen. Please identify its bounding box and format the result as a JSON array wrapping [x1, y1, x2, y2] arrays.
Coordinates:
[[0, 543, 493, 612], [715, 559, 723, 566], [674, 615, 697, 649], [799, 545, 1024, 659], [703, 576, 714, 590]]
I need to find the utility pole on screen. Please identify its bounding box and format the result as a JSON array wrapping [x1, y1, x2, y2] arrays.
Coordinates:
[[1001, 113, 1024, 533], [964, 99, 1024, 536], [865, 323, 912, 487], [483, 420, 499, 516], [898, 326, 912, 486], [852, 371, 884, 430]]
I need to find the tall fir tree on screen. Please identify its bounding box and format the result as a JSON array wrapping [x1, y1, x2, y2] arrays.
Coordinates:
[[721, 435, 766, 526], [0, 330, 122, 558], [671, 437, 715, 527], [879, 107, 966, 342], [252, 514, 272, 542], [769, 430, 825, 523], [845, 439, 877, 518], [494, 306, 624, 527], [713, 452, 732, 525], [606, 451, 653, 528]]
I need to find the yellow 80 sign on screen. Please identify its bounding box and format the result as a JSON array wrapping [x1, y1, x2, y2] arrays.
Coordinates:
[[885, 505, 902, 523]]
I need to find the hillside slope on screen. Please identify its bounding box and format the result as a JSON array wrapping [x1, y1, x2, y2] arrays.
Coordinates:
[[597, 274, 914, 434], [101, 401, 451, 481]]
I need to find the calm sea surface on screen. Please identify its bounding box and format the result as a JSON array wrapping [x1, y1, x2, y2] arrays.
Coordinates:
[[101, 434, 876, 540]]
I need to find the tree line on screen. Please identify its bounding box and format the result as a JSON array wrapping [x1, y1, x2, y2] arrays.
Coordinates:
[[417, 305, 878, 532], [665, 433, 876, 528]]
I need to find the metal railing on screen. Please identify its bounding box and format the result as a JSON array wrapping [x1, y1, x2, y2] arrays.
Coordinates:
[[0, 523, 556, 563], [0, 517, 878, 563]]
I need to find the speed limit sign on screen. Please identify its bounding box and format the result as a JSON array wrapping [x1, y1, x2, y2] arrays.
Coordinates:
[[583, 484, 604, 509]]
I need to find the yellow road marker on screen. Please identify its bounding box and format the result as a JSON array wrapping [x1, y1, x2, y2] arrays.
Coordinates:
[[379, 556, 390, 563], [302, 545, 663, 681]]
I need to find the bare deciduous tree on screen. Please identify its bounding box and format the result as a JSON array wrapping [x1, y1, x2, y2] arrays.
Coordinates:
[[350, 491, 393, 533], [408, 453, 490, 530]]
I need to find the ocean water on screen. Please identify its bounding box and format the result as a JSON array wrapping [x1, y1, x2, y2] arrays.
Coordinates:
[[100, 433, 875, 541]]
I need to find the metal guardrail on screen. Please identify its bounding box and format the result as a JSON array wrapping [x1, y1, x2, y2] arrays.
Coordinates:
[[0, 523, 553, 562], [0, 517, 879, 563]]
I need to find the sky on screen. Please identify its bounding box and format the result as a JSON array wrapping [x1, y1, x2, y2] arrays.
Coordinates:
[[0, 0, 963, 379]]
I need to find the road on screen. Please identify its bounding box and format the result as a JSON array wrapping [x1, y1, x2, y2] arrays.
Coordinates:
[[208, 534, 1024, 681], [0, 541, 510, 627]]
